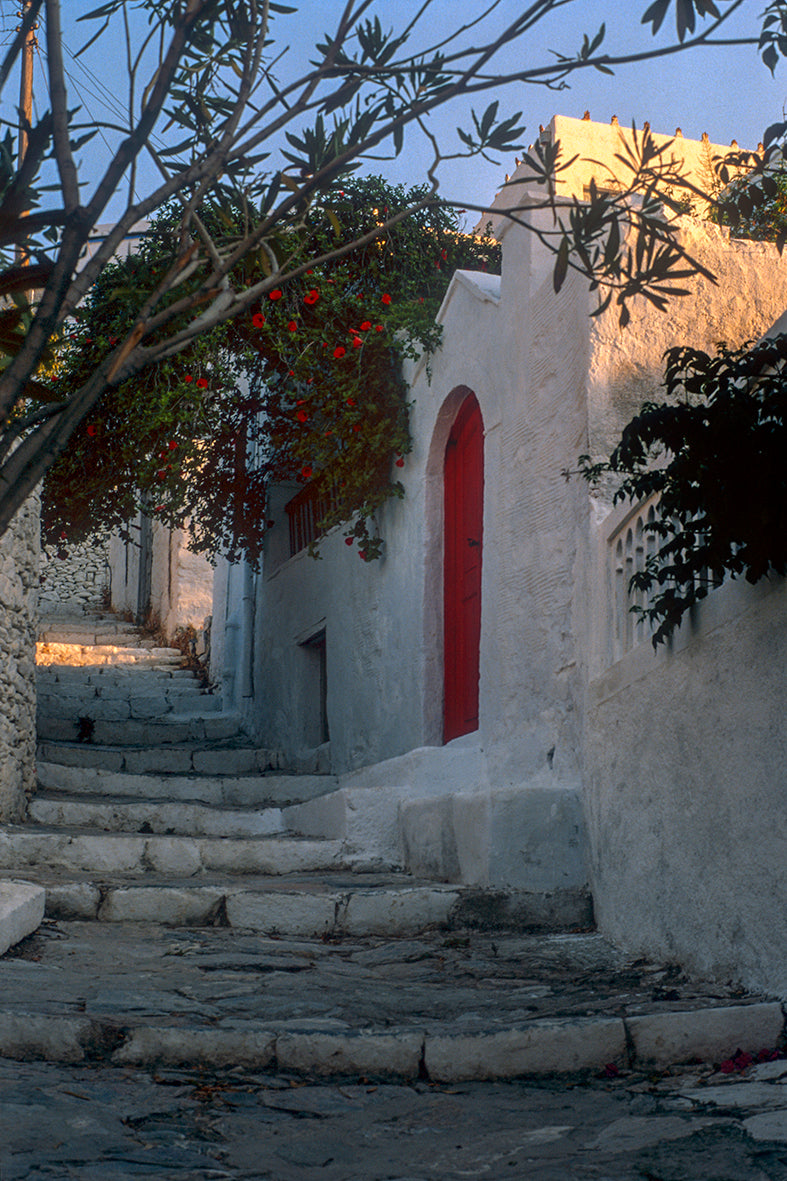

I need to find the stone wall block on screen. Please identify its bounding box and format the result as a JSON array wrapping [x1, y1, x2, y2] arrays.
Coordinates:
[[0, 495, 40, 820]]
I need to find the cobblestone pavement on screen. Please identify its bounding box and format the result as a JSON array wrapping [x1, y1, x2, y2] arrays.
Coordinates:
[[0, 1056, 786, 1180], [0, 918, 771, 1034]]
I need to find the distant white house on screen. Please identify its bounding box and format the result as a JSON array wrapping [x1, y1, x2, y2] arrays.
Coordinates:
[[182, 117, 787, 994]]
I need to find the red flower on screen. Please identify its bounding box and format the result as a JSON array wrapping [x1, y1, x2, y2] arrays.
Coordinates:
[[59, 531, 67, 541], [345, 536, 354, 546], [296, 410, 309, 423], [359, 550, 367, 561], [269, 289, 283, 300], [381, 293, 391, 305], [360, 321, 371, 331], [252, 312, 266, 327], [108, 336, 118, 346], [86, 424, 97, 437], [301, 465, 312, 480], [395, 456, 404, 468], [168, 441, 177, 450], [156, 469, 167, 481], [441, 249, 448, 260], [352, 425, 361, 432], [333, 346, 346, 359], [346, 397, 356, 407], [352, 336, 362, 349], [184, 374, 193, 383], [154, 505, 164, 513], [197, 378, 209, 389], [304, 289, 320, 305], [287, 320, 297, 332], [375, 324, 384, 332]]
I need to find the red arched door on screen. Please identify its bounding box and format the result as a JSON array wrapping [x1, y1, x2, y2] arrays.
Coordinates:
[[443, 393, 483, 743]]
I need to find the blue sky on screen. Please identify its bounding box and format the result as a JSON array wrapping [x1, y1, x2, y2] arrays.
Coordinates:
[[2, 1, 785, 220]]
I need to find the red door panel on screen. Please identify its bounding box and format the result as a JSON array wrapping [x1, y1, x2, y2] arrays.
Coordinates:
[[443, 394, 483, 743]]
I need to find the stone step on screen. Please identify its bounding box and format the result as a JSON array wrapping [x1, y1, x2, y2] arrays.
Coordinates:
[[0, 919, 778, 1080], [18, 872, 593, 936], [36, 642, 184, 668], [36, 712, 244, 746], [38, 666, 198, 685], [38, 629, 153, 647], [28, 795, 287, 839], [36, 690, 222, 721], [0, 829, 351, 878], [37, 761, 338, 808], [37, 741, 286, 776]]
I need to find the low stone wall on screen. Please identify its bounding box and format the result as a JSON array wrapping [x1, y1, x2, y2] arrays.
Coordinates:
[[39, 534, 109, 614], [0, 497, 40, 821]]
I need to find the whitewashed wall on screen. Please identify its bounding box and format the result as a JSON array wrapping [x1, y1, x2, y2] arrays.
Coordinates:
[[109, 518, 213, 640], [585, 572, 787, 996], [243, 119, 787, 989], [0, 497, 39, 821]]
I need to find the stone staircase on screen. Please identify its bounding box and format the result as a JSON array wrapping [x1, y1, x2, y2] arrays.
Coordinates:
[[5, 611, 578, 938], [0, 611, 780, 1083]]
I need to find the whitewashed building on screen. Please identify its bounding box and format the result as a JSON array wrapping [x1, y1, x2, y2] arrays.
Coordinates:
[[205, 117, 787, 994]]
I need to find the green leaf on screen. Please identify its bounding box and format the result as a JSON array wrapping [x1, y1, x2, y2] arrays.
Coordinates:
[[553, 237, 569, 292]]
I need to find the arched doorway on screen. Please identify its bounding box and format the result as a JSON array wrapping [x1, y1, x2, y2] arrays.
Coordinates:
[[443, 393, 483, 742]]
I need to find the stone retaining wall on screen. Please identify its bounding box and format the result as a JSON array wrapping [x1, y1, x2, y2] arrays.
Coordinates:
[[0, 496, 40, 820], [39, 534, 109, 614]]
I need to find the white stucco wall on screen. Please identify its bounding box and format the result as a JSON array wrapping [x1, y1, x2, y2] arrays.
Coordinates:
[[246, 119, 787, 980], [109, 518, 213, 640], [585, 574, 787, 996]]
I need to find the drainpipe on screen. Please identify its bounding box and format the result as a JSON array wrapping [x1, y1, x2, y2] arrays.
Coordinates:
[[239, 560, 256, 701]]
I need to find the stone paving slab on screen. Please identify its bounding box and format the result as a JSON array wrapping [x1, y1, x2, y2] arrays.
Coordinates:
[[0, 1057, 785, 1181], [0, 920, 782, 1083]]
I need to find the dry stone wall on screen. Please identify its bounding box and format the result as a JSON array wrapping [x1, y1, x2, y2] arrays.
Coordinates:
[[0, 496, 39, 820], [39, 534, 109, 614]]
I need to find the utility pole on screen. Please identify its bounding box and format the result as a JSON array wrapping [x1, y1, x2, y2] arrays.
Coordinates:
[[17, 0, 38, 268]]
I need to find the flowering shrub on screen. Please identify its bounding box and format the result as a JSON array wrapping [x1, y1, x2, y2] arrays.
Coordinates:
[[42, 177, 500, 564]]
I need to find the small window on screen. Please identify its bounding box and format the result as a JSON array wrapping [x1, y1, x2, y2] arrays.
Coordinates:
[[285, 483, 335, 556]]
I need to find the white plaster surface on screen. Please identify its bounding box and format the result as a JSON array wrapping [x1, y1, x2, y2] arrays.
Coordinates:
[[0, 881, 45, 956], [585, 579, 787, 996], [220, 117, 787, 989]]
